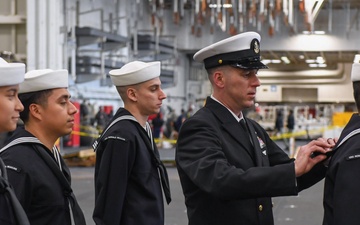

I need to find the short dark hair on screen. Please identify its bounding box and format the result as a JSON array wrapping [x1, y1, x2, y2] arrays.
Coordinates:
[[19, 89, 53, 123]]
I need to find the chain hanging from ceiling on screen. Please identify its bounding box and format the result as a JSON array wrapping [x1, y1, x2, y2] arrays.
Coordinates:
[[148, 0, 325, 37]]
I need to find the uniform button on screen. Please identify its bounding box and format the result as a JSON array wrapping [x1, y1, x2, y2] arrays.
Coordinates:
[[258, 204, 263, 211]]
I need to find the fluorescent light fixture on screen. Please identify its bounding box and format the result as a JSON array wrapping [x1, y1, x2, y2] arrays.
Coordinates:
[[281, 56, 290, 64], [299, 55, 305, 59], [308, 63, 327, 68], [209, 3, 232, 8], [302, 30, 326, 35], [316, 56, 325, 64], [223, 4, 232, 8], [306, 59, 316, 63], [271, 59, 282, 64], [261, 59, 282, 64]]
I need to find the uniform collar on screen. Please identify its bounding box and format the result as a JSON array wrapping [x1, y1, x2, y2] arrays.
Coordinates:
[[210, 95, 244, 122]]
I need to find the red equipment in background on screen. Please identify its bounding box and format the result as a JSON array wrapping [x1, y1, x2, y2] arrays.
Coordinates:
[[103, 105, 113, 115]]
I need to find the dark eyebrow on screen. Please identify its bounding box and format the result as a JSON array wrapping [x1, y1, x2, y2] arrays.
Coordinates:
[[149, 83, 161, 89], [58, 94, 71, 101]]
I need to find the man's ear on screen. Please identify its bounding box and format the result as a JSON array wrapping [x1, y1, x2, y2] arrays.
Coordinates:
[[127, 87, 138, 102], [213, 71, 225, 88], [29, 103, 43, 120]]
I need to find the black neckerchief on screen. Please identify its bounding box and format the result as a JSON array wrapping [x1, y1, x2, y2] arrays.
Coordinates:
[[32, 145, 86, 225]]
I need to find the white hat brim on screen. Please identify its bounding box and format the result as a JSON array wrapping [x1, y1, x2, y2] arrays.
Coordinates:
[[109, 61, 161, 86], [19, 69, 69, 93], [0, 57, 25, 86]]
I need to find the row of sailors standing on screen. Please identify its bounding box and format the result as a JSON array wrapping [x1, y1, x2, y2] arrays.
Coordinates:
[[1, 30, 359, 225]]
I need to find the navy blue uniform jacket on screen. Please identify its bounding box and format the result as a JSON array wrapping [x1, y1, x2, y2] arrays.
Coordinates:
[[0, 128, 73, 225], [176, 97, 326, 225], [323, 113, 360, 225], [93, 108, 166, 225]]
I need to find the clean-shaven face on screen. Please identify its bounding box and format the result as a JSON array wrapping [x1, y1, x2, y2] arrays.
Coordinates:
[[38, 88, 78, 138], [136, 77, 167, 116], [0, 85, 24, 132], [223, 67, 260, 111]]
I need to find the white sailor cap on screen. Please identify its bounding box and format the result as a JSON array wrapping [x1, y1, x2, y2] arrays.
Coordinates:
[[109, 61, 161, 86], [0, 57, 25, 86], [19, 69, 69, 94], [351, 57, 360, 82], [193, 31, 268, 70]]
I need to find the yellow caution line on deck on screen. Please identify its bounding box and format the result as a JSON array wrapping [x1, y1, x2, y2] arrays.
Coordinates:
[[69, 125, 342, 146], [269, 125, 340, 140]]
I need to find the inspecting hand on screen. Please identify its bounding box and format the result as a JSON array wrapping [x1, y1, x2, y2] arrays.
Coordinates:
[[326, 137, 338, 146], [294, 137, 334, 177]]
